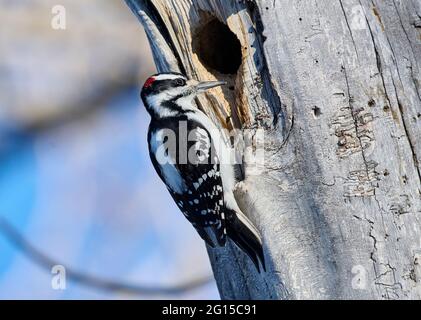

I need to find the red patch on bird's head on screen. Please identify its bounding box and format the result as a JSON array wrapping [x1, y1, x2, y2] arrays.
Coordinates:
[[143, 76, 156, 89]]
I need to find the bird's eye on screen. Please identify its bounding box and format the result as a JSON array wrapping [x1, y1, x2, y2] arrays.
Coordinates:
[[174, 78, 186, 86]]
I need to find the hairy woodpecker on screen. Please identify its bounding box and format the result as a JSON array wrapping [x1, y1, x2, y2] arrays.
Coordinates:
[[141, 72, 265, 272]]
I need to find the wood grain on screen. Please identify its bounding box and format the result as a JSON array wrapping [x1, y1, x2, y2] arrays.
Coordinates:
[[126, 0, 421, 299]]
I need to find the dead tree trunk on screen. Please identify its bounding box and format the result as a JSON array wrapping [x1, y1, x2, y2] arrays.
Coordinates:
[[125, 0, 421, 299]]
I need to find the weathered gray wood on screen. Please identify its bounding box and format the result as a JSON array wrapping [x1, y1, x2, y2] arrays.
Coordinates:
[[125, 0, 421, 299]]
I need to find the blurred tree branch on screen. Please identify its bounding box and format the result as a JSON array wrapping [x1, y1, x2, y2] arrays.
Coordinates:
[[0, 216, 213, 296]]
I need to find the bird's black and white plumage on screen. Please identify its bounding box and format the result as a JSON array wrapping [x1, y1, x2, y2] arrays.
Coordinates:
[[141, 72, 265, 272]]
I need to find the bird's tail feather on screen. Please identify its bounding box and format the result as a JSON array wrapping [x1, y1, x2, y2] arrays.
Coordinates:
[[226, 210, 266, 272]]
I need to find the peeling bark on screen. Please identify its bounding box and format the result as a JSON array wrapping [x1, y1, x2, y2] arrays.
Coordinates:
[[125, 0, 421, 299]]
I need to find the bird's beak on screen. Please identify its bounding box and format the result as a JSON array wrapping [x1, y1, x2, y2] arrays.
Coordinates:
[[196, 80, 226, 92]]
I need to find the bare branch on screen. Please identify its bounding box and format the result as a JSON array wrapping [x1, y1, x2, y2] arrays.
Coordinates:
[[0, 216, 213, 296]]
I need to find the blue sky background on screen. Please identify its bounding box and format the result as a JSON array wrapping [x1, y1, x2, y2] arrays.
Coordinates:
[[0, 0, 218, 299]]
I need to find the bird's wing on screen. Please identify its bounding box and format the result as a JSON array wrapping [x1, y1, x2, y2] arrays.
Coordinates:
[[148, 124, 226, 247]]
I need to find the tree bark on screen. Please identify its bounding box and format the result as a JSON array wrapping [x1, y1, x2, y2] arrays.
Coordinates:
[[125, 0, 421, 299]]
